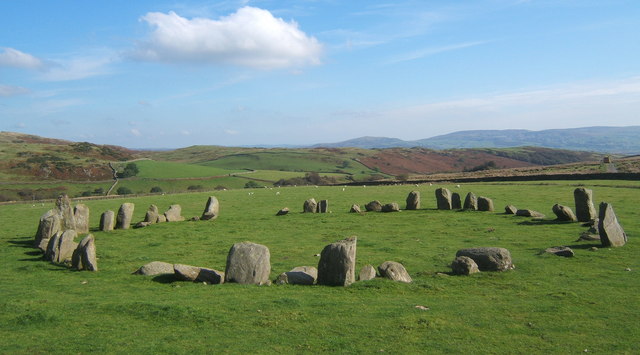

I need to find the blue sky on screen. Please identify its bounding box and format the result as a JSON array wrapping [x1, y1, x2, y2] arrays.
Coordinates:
[[1, 0, 639, 148]]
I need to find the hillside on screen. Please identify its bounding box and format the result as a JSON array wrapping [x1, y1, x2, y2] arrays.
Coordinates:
[[314, 126, 640, 154]]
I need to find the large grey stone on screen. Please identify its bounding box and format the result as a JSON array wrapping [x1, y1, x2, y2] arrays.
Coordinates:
[[455, 247, 513, 272], [133, 261, 174, 275], [451, 192, 462, 210], [303, 198, 318, 213], [164, 204, 185, 222], [365, 200, 382, 212], [349, 204, 362, 213], [516, 209, 545, 218], [275, 266, 317, 285], [504, 205, 518, 215], [318, 200, 329, 213], [450, 256, 480, 275], [463, 192, 478, 210], [224, 242, 271, 285], [359, 265, 377, 281], [405, 191, 420, 210], [598, 202, 627, 247], [381, 202, 400, 212], [435, 188, 452, 210], [100, 210, 115, 231], [174, 264, 224, 284], [116, 203, 135, 229], [574, 188, 597, 222], [201, 196, 220, 220], [544, 246, 574, 257], [378, 261, 412, 283], [55, 194, 76, 231], [35, 209, 62, 251], [45, 230, 78, 263], [144, 204, 160, 224], [73, 204, 90, 234], [71, 234, 97, 271], [477, 196, 494, 212], [552, 204, 577, 222], [317, 236, 357, 286]]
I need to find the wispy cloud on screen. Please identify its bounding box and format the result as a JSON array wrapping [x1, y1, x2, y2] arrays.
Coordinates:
[[0, 84, 30, 97], [39, 55, 114, 81], [385, 40, 490, 65], [0, 47, 43, 69]]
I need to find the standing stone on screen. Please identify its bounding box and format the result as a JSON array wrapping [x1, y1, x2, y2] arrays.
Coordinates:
[[45, 230, 78, 263], [303, 198, 318, 213], [504, 205, 518, 215], [463, 192, 478, 210], [116, 203, 135, 229], [144, 204, 160, 224], [574, 188, 597, 222], [451, 193, 462, 209], [365, 200, 382, 212], [318, 200, 329, 213], [133, 261, 174, 275], [317, 236, 357, 286], [201, 196, 220, 220], [71, 234, 97, 271], [56, 194, 76, 231], [349, 204, 362, 213], [359, 265, 377, 281], [275, 266, 317, 285], [378, 261, 412, 283], [405, 191, 420, 210], [224, 242, 271, 285], [435, 188, 452, 210], [477, 197, 494, 212], [450, 256, 480, 275], [100, 210, 115, 231], [552, 204, 577, 222], [455, 247, 513, 272], [164, 204, 185, 222], [35, 209, 62, 251], [598, 202, 627, 247], [381, 202, 400, 212], [73, 204, 90, 234]]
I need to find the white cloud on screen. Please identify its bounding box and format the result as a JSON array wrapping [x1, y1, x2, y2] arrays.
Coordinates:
[[0, 84, 30, 97], [133, 7, 323, 69], [0, 47, 43, 69], [224, 129, 239, 135], [130, 128, 142, 137], [39, 55, 113, 81]]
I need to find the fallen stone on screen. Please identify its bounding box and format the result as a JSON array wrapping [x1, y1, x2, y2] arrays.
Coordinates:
[[359, 265, 377, 281], [276, 208, 290, 216], [116, 203, 135, 229], [544, 246, 574, 257], [157, 214, 167, 223], [378, 261, 412, 283], [350, 204, 362, 213], [134, 221, 152, 228], [317, 236, 357, 286], [381, 202, 400, 212], [504, 205, 518, 215], [275, 266, 317, 285], [201, 196, 220, 220], [574, 187, 597, 222], [455, 247, 513, 272], [598, 202, 627, 247], [516, 209, 546, 218], [435, 188, 452, 210], [365, 200, 382, 212], [552, 204, 577, 222], [174, 264, 224, 284], [133, 261, 174, 275], [576, 232, 600, 242], [405, 191, 420, 210], [224, 242, 271, 285], [450, 256, 480, 275]]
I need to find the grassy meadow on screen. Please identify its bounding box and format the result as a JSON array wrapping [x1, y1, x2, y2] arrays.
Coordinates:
[[0, 180, 638, 354]]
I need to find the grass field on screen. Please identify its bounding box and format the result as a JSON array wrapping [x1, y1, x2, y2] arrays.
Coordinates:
[[1, 181, 638, 353]]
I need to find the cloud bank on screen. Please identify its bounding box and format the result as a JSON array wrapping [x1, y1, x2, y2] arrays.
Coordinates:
[[133, 6, 323, 69]]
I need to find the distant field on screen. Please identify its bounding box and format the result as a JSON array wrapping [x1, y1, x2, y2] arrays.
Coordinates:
[[115, 160, 240, 179], [1, 181, 638, 353]]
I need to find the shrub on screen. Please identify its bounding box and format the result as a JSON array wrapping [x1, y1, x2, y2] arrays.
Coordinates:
[[187, 185, 203, 191], [117, 186, 133, 195], [244, 181, 262, 188], [150, 186, 163, 193]]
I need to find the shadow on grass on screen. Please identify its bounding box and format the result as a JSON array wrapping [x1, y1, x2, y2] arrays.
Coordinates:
[[517, 219, 576, 226], [152, 274, 179, 284], [8, 239, 35, 248]]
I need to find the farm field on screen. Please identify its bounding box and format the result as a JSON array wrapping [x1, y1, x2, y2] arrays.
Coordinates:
[[1, 180, 638, 354]]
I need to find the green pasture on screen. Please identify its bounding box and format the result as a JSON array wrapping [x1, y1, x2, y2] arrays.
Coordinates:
[[113, 160, 241, 179], [0, 181, 638, 353]]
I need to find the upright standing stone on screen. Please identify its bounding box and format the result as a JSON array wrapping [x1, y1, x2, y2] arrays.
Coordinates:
[[378, 261, 412, 283], [365, 200, 382, 212], [100, 210, 115, 231], [405, 191, 420, 210], [317, 236, 357, 286], [35, 209, 62, 251], [435, 188, 452, 210], [72, 234, 97, 271], [598, 202, 627, 247], [144, 204, 160, 224], [477, 197, 494, 212], [74, 204, 90, 234], [45, 230, 77, 263], [463, 192, 478, 210], [552, 204, 577, 222], [201, 196, 220, 220], [224, 242, 271, 285], [56, 194, 76, 231], [456, 247, 513, 272], [451, 193, 462, 209], [164, 204, 185, 222], [116, 203, 135, 229], [318, 200, 329, 213], [574, 188, 597, 222], [303, 198, 318, 213]]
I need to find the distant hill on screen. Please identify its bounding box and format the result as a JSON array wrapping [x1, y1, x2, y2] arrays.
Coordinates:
[[313, 126, 640, 154]]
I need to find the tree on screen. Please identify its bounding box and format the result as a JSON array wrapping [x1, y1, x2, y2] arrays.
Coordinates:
[[118, 163, 139, 178], [117, 186, 133, 195]]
